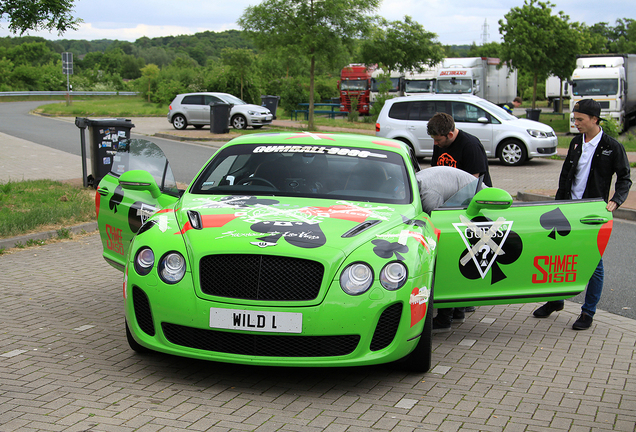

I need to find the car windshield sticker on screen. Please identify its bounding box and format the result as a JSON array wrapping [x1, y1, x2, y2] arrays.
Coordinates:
[[371, 239, 409, 260], [540, 207, 571, 239], [253, 144, 387, 159], [454, 215, 523, 283], [410, 286, 430, 327]]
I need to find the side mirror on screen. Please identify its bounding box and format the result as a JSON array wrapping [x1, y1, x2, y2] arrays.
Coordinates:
[[466, 188, 512, 216], [477, 117, 489, 123], [118, 170, 161, 199]]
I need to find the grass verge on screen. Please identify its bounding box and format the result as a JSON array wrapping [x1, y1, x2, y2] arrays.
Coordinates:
[[0, 179, 96, 243]]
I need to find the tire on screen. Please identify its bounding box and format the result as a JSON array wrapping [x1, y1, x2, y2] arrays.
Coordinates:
[[398, 276, 434, 373], [172, 114, 187, 130], [125, 320, 152, 354], [498, 139, 527, 166], [232, 114, 248, 130]]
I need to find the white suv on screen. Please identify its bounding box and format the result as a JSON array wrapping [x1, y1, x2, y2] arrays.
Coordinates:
[[375, 94, 557, 166], [168, 92, 273, 130]]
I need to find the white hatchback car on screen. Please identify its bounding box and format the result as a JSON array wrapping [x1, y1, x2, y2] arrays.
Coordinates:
[[168, 92, 273, 130], [375, 94, 558, 166]]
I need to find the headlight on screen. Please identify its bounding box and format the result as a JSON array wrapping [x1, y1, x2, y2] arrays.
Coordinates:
[[134, 247, 154, 276], [527, 129, 550, 138], [247, 110, 259, 116], [340, 263, 373, 295], [380, 261, 408, 290], [158, 252, 186, 284]]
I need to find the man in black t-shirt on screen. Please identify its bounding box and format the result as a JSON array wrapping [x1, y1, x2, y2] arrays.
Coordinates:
[[427, 112, 492, 332], [428, 112, 492, 187]]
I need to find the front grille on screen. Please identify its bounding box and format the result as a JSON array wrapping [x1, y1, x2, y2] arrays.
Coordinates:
[[200, 254, 324, 301], [132, 286, 155, 336], [599, 101, 610, 109], [162, 323, 359, 357], [370, 303, 403, 351]]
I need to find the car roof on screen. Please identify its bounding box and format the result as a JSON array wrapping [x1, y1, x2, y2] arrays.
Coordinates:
[[387, 94, 484, 104], [224, 132, 412, 156], [178, 92, 230, 97]]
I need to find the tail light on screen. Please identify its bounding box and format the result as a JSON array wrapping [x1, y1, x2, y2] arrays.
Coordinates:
[[375, 123, 380, 132]]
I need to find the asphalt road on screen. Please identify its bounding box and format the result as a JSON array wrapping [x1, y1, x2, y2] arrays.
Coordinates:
[[1, 100, 635, 320]]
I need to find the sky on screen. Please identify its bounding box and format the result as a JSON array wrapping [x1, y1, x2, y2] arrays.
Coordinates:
[[0, 0, 634, 46]]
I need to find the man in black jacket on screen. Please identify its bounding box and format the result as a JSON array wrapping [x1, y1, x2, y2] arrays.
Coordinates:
[[533, 99, 632, 330]]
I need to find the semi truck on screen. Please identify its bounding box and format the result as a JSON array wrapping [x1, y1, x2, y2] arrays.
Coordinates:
[[338, 64, 376, 115], [569, 54, 636, 133], [369, 68, 404, 104], [403, 63, 439, 96], [435, 57, 517, 106]]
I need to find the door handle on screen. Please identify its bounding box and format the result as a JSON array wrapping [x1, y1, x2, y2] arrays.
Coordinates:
[[580, 216, 610, 225]]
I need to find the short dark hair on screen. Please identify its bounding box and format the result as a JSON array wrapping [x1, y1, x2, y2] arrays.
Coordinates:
[[513, 96, 522, 103], [427, 112, 455, 137]]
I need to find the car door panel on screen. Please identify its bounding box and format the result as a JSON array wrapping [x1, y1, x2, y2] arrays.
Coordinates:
[[431, 198, 612, 307]]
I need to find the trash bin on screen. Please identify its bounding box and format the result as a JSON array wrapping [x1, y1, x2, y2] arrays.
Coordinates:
[[260, 95, 280, 119], [525, 108, 542, 121], [553, 98, 561, 113], [75, 117, 135, 188], [209, 101, 231, 134]]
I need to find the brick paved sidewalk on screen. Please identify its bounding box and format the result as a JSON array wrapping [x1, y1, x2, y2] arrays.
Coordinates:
[[1, 234, 635, 431]]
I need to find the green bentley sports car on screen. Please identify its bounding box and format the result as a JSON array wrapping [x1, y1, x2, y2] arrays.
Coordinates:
[[96, 133, 613, 372]]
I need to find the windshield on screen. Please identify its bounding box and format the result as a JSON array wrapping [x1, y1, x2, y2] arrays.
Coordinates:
[[436, 78, 473, 94], [405, 79, 434, 93], [190, 143, 412, 205], [340, 80, 369, 91], [110, 139, 179, 196], [218, 94, 246, 105], [572, 79, 619, 96], [474, 99, 517, 121], [371, 77, 401, 92]]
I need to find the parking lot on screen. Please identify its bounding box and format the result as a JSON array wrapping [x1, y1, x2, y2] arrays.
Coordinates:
[[1, 232, 635, 431]]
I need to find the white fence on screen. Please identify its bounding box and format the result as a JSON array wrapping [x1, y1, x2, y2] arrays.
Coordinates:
[[0, 91, 139, 96]]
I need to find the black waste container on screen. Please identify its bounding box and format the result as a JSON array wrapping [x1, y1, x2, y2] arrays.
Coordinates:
[[260, 95, 280, 119], [525, 108, 542, 121], [75, 117, 135, 187], [553, 98, 561, 113], [209, 101, 231, 134]]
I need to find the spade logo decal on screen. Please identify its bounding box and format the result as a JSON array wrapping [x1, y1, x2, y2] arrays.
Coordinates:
[[540, 207, 571, 240], [453, 216, 523, 284], [109, 185, 124, 213]]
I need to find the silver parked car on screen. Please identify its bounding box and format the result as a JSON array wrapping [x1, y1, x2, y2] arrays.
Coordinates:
[[167, 92, 273, 130], [375, 94, 558, 166]]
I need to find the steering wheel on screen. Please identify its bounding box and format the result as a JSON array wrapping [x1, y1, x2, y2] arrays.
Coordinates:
[[238, 177, 278, 189]]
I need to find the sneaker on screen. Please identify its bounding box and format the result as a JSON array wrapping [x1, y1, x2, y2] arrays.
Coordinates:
[[464, 306, 476, 313], [532, 301, 564, 318], [452, 309, 466, 323], [432, 316, 451, 333], [572, 312, 593, 330]]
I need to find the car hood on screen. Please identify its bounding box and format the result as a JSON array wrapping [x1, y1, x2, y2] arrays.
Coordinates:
[[506, 118, 555, 132], [173, 194, 417, 258], [232, 103, 271, 114]]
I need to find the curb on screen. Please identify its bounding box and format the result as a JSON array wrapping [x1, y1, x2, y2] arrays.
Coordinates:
[[0, 222, 98, 251], [516, 191, 636, 222]]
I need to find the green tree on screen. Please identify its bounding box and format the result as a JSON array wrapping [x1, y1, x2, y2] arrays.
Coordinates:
[[239, 0, 380, 130], [499, 0, 576, 109], [360, 16, 444, 74], [221, 47, 256, 100], [0, 0, 81, 35], [139, 64, 160, 102]]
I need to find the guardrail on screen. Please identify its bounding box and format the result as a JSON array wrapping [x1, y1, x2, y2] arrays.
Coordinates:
[[0, 91, 139, 96]]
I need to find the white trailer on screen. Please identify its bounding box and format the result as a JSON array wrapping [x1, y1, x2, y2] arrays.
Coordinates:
[[545, 75, 570, 104], [569, 54, 636, 133], [435, 57, 517, 106]]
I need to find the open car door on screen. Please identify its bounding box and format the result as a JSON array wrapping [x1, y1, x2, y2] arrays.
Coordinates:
[[95, 139, 182, 271], [430, 185, 613, 308]]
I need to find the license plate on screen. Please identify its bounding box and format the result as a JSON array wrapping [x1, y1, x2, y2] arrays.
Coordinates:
[[265, 116, 272, 121], [210, 308, 302, 333]]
